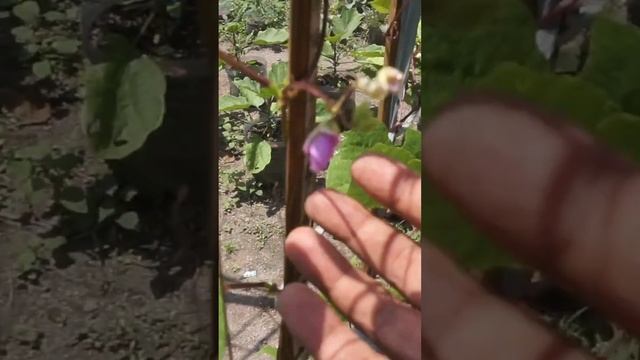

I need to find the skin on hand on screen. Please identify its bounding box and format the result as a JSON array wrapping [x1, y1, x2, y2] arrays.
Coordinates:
[[276, 95, 640, 360], [277, 155, 421, 360]]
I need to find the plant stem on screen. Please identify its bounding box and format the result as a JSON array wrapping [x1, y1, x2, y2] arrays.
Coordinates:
[[219, 48, 271, 87]]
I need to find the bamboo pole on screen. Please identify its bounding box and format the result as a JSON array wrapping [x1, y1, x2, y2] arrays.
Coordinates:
[[277, 0, 322, 359], [378, 0, 403, 126]]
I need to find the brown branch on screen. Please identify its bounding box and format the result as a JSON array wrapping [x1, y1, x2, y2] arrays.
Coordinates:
[[286, 80, 335, 107], [218, 48, 272, 88], [224, 282, 280, 292]]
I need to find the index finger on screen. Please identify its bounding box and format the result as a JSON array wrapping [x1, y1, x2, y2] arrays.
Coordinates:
[[423, 95, 640, 336], [352, 155, 422, 227]]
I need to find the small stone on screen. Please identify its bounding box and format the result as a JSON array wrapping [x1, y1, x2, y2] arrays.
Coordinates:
[[242, 270, 257, 279]]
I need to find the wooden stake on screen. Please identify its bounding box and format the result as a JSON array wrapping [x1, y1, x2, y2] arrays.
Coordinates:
[[278, 0, 322, 359]]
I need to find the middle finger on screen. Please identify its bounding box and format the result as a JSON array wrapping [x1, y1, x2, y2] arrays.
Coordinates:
[[286, 227, 421, 360]]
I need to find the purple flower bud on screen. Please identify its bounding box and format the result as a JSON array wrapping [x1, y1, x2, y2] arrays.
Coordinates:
[[303, 128, 340, 173]]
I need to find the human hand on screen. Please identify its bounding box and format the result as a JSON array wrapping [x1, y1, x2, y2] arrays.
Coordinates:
[[276, 155, 422, 360], [421, 96, 640, 360]]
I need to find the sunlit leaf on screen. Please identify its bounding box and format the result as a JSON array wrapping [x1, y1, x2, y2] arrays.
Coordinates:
[[254, 28, 288, 45], [219, 95, 251, 112], [244, 138, 271, 174], [371, 0, 390, 14], [234, 77, 264, 108], [331, 8, 364, 42]]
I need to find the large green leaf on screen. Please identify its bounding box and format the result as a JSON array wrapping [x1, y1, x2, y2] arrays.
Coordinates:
[[12, 0, 39, 24], [330, 8, 363, 43], [82, 55, 166, 159], [371, 0, 390, 14], [233, 77, 264, 108], [423, 0, 545, 118], [596, 112, 640, 163], [219, 95, 252, 112], [254, 28, 288, 45], [244, 139, 272, 174], [267, 61, 288, 97], [581, 16, 640, 117], [327, 116, 421, 209], [475, 62, 620, 131]]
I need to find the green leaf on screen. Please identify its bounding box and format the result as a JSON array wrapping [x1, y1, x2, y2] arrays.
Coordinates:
[[32, 60, 51, 79], [6, 160, 32, 185], [98, 205, 115, 223], [81, 55, 166, 159], [268, 61, 288, 96], [43, 11, 65, 21], [15, 250, 36, 272], [234, 77, 264, 108], [116, 211, 139, 230], [52, 38, 80, 54], [11, 25, 34, 43], [331, 8, 364, 42], [244, 139, 271, 174], [351, 103, 381, 132], [15, 143, 50, 159], [326, 125, 393, 209], [260, 345, 278, 358], [59, 186, 88, 214], [316, 100, 333, 123], [37, 236, 65, 259], [353, 44, 385, 58], [423, 0, 545, 118], [321, 40, 334, 58], [401, 128, 421, 159], [596, 112, 640, 163], [580, 16, 640, 116], [12, 0, 39, 24], [475, 62, 619, 131], [219, 95, 251, 112], [371, 0, 390, 14], [219, 278, 228, 358], [254, 28, 288, 45]]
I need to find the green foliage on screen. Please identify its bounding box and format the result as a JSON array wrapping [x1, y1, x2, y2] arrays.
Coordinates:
[[326, 106, 421, 209], [219, 95, 252, 112], [581, 16, 640, 117], [260, 345, 278, 358], [82, 55, 166, 159], [254, 28, 288, 45], [423, 0, 546, 117], [12, 0, 39, 24], [425, 2, 640, 271], [329, 8, 364, 43], [475, 63, 619, 132], [218, 278, 228, 359], [244, 138, 271, 174], [371, 0, 390, 14]]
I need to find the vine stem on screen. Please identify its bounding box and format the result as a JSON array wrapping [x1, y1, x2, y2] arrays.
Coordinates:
[[218, 48, 271, 87], [218, 48, 338, 110]]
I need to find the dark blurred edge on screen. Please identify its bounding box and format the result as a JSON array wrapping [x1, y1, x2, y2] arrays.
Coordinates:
[[194, 0, 219, 358]]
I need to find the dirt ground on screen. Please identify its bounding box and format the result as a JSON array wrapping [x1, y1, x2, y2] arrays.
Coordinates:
[[0, 6, 213, 358], [0, 111, 213, 360]]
